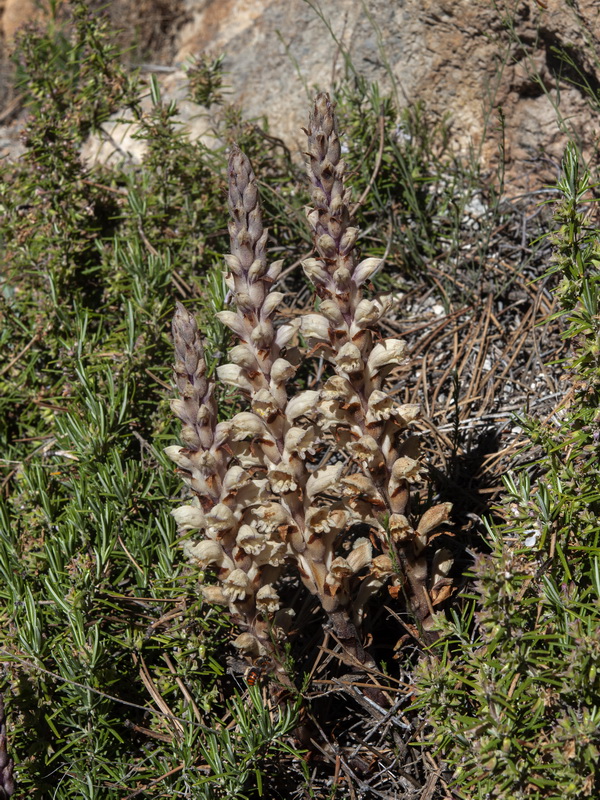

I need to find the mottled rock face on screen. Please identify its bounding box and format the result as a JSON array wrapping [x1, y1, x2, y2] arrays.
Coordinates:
[[174, 0, 600, 191], [1, 0, 598, 186]]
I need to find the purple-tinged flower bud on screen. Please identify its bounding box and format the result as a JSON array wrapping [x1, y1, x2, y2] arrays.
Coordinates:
[[317, 233, 337, 257], [224, 253, 243, 275], [302, 258, 329, 285], [339, 226, 359, 254]]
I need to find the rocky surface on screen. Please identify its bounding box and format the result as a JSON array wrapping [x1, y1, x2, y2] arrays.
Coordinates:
[[1, 0, 599, 189], [174, 0, 600, 189]]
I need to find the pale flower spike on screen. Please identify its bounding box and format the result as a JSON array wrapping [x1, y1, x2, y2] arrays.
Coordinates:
[[168, 93, 453, 680]]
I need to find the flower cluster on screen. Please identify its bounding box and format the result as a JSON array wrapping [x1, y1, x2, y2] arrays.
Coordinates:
[[167, 94, 453, 669]]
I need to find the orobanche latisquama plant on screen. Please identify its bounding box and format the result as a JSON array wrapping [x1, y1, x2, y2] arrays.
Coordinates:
[[167, 93, 452, 677]]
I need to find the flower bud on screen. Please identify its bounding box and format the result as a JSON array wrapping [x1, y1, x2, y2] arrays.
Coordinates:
[[222, 466, 251, 495], [302, 258, 329, 284], [172, 505, 205, 530], [271, 358, 296, 384], [229, 344, 258, 369], [347, 538, 372, 573], [275, 321, 299, 347], [164, 445, 194, 470], [224, 253, 243, 275], [417, 502, 452, 537], [353, 257, 383, 286], [262, 292, 285, 319], [248, 257, 267, 279], [232, 632, 259, 655], [229, 411, 266, 440], [367, 339, 407, 374], [184, 538, 226, 566], [306, 463, 343, 499], [354, 299, 383, 328], [251, 321, 274, 349], [216, 310, 248, 338], [318, 299, 344, 325], [317, 233, 337, 257], [300, 313, 330, 341], [286, 390, 320, 422], [202, 585, 228, 605], [266, 259, 283, 281], [216, 364, 253, 391], [339, 226, 359, 254]]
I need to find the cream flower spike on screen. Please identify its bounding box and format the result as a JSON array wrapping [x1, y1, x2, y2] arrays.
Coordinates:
[[168, 93, 453, 678]]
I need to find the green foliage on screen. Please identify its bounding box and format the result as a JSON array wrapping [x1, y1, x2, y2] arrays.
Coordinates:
[[5, 1, 600, 797], [0, 3, 305, 796], [415, 145, 600, 799], [333, 76, 509, 297]]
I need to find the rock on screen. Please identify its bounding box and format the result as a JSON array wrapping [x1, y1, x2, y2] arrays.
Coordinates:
[[174, 0, 600, 190], [1, 0, 599, 189]]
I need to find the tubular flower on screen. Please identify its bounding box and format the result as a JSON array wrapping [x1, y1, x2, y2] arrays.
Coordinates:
[[268, 464, 298, 495], [236, 524, 268, 556], [183, 538, 229, 568], [256, 584, 281, 613], [306, 506, 347, 536], [335, 342, 362, 374], [284, 426, 318, 458], [222, 569, 251, 602], [205, 504, 237, 536]]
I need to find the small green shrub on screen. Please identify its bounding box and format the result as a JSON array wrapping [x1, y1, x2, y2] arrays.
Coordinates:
[[416, 144, 600, 800]]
